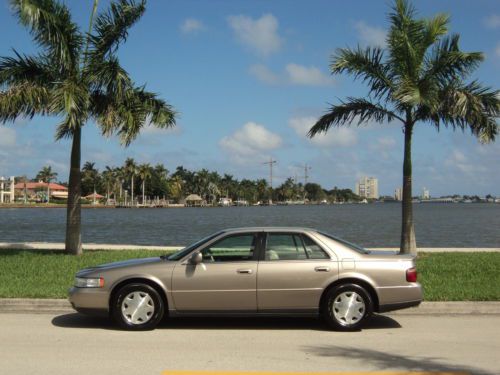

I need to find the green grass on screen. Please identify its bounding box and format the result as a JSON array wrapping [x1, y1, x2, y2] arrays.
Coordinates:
[[0, 249, 169, 299], [0, 250, 498, 300], [417, 252, 500, 301]]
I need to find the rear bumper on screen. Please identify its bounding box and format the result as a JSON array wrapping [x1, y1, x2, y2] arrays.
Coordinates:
[[68, 287, 109, 316], [375, 283, 423, 313]]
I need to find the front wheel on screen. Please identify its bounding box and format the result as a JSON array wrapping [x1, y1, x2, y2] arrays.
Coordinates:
[[322, 283, 373, 331], [112, 283, 164, 330]]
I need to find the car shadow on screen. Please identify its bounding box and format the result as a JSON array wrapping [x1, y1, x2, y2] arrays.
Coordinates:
[[51, 313, 400, 331]]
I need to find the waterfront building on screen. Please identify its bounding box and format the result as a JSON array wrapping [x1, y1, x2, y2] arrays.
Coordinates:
[[355, 177, 379, 199], [422, 187, 430, 200], [394, 187, 402, 201], [0, 176, 15, 203], [14, 181, 68, 201]]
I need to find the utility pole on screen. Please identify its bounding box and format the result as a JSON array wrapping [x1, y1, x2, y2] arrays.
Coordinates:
[[263, 158, 277, 204], [304, 164, 311, 186]]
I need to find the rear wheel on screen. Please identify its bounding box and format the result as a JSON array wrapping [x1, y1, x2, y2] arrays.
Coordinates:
[[112, 283, 164, 330], [322, 283, 372, 331]]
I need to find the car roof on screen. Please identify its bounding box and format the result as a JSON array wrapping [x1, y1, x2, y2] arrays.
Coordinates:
[[222, 227, 318, 234]]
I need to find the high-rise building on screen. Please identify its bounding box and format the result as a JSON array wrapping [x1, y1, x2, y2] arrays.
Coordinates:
[[394, 187, 402, 201], [355, 177, 379, 199], [422, 187, 430, 200]]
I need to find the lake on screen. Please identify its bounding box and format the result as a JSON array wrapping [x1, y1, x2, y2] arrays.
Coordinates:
[[0, 203, 499, 247]]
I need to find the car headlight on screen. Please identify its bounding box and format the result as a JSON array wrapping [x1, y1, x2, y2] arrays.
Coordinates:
[[74, 277, 104, 288]]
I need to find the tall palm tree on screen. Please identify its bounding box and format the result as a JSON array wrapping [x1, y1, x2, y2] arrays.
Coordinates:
[[0, 0, 176, 255], [308, 0, 499, 254], [124, 158, 137, 205], [102, 165, 115, 203], [36, 165, 58, 203], [138, 163, 152, 204], [81, 161, 99, 200]]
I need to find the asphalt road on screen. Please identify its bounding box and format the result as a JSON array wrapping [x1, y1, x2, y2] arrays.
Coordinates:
[[0, 312, 498, 375]]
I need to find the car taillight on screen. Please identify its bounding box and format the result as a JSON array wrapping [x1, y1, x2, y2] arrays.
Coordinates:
[[406, 267, 417, 282]]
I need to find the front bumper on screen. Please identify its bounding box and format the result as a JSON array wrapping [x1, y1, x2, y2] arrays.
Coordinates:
[[68, 287, 109, 316]]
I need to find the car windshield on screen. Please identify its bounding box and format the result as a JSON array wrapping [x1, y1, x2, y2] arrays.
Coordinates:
[[166, 231, 224, 260], [317, 231, 370, 254]]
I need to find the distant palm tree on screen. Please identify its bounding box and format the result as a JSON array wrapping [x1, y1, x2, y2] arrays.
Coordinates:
[[36, 166, 58, 203], [0, 0, 176, 255], [124, 158, 137, 205], [102, 166, 115, 203], [81, 161, 99, 201], [308, 0, 499, 254], [138, 163, 152, 204]]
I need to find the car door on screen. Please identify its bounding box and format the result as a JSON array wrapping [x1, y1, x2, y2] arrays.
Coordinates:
[[171, 232, 261, 312], [257, 232, 338, 312]]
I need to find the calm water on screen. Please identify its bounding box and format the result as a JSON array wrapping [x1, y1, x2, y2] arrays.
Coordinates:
[[0, 204, 499, 247]]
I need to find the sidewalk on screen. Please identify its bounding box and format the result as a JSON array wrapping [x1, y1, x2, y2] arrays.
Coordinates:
[[1, 242, 499, 252], [0, 298, 498, 315]]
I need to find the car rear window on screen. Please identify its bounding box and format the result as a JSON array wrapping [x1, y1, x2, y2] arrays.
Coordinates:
[[317, 231, 370, 254]]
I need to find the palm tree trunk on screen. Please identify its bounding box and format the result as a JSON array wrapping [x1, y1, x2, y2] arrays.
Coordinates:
[[400, 123, 417, 255], [65, 127, 82, 255], [131, 176, 134, 206], [47, 179, 50, 204], [142, 180, 145, 205]]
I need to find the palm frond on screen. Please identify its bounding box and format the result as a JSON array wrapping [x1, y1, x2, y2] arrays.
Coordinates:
[[0, 82, 51, 122], [11, 0, 82, 72], [0, 50, 55, 87], [86, 55, 131, 99], [308, 98, 403, 137], [331, 47, 393, 99], [416, 81, 499, 142], [87, 0, 146, 62], [92, 86, 176, 146], [423, 34, 483, 85]]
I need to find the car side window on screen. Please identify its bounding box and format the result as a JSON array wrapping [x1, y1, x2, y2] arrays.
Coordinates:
[[265, 234, 308, 260], [302, 235, 330, 259], [201, 234, 256, 262]]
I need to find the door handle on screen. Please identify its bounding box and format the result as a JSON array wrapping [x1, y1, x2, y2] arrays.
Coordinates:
[[315, 266, 330, 272], [237, 269, 253, 274]]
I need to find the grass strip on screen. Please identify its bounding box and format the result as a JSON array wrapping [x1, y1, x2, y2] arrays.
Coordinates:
[[0, 250, 498, 300]]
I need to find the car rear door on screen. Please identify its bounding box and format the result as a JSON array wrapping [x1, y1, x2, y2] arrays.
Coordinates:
[[257, 232, 338, 312], [171, 232, 262, 312]]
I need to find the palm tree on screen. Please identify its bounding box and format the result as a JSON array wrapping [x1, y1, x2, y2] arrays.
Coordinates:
[[0, 0, 176, 255], [308, 0, 498, 254], [124, 158, 137, 206], [102, 166, 115, 204], [36, 165, 58, 203], [81, 161, 99, 201], [138, 163, 152, 204]]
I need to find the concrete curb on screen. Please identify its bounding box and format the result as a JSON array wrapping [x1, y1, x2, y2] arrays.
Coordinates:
[[0, 299, 498, 315], [1, 242, 499, 252]]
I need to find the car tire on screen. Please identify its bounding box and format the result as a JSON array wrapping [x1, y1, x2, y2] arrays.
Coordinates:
[[112, 283, 164, 330], [322, 283, 373, 331]]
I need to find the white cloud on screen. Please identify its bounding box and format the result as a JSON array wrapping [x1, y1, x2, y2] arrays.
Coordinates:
[[249, 64, 280, 85], [484, 14, 500, 29], [227, 14, 283, 56], [220, 122, 282, 163], [180, 18, 205, 34], [289, 116, 357, 147], [249, 63, 333, 86], [285, 63, 333, 86], [141, 123, 182, 136], [354, 21, 387, 48], [0, 127, 16, 147]]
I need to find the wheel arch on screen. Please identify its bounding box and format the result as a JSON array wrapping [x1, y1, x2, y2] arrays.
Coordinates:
[[320, 277, 380, 313], [109, 276, 169, 314]]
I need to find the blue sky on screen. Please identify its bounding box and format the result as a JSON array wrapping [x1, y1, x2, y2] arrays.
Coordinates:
[[0, 0, 499, 196]]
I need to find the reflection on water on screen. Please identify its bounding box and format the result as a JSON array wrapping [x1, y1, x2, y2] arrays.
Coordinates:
[[0, 204, 499, 247]]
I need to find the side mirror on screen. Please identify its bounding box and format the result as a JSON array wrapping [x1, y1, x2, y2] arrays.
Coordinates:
[[189, 252, 203, 265]]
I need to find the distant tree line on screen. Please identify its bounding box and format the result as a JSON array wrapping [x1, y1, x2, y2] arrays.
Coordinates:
[[23, 160, 361, 205]]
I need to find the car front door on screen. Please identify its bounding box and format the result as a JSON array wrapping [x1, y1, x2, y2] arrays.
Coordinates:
[[257, 232, 338, 312], [171, 232, 261, 312]]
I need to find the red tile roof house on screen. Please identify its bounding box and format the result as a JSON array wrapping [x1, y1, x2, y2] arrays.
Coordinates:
[[14, 181, 68, 201]]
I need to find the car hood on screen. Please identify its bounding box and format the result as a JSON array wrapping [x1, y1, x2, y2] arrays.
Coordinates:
[[77, 257, 164, 275]]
